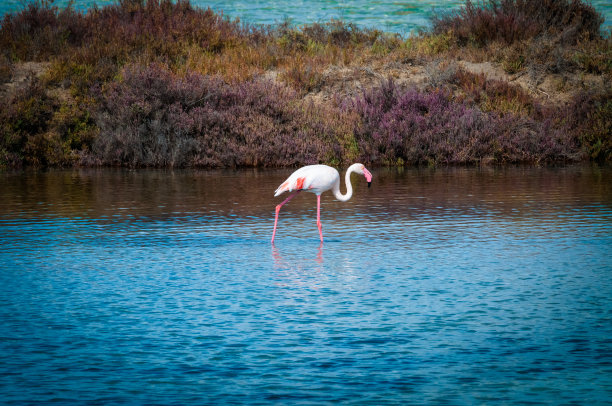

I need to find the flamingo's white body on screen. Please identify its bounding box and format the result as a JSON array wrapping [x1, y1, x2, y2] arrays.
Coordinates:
[[271, 163, 372, 243]]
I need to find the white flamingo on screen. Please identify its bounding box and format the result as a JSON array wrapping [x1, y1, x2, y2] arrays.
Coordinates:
[[271, 163, 372, 243]]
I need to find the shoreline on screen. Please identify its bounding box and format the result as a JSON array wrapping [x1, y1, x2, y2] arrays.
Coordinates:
[[1, 0, 610, 168]]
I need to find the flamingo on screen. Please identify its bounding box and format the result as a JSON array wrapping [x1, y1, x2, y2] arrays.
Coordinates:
[[271, 163, 372, 243]]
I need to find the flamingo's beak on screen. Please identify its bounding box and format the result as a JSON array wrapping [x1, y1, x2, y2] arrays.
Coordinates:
[[364, 168, 372, 188]]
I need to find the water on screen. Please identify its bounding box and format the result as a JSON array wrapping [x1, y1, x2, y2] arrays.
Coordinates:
[[1, 0, 611, 34], [1, 165, 611, 404]]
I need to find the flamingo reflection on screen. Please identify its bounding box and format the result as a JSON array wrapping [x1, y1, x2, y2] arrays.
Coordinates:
[[271, 243, 324, 268]]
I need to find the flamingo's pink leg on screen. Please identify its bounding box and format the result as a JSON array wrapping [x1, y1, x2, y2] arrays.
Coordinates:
[[317, 194, 323, 242], [271, 191, 300, 244]]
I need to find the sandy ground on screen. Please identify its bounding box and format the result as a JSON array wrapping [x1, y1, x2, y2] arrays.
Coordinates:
[[2, 58, 605, 108], [303, 58, 606, 106]]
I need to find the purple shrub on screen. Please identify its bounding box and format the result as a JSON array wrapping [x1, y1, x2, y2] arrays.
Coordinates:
[[347, 79, 579, 164], [0, 0, 88, 61], [94, 63, 335, 167], [87, 0, 251, 54], [559, 90, 612, 161], [432, 0, 604, 46], [0, 0, 253, 61]]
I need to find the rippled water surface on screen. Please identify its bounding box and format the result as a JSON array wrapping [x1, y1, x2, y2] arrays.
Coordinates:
[[1, 166, 611, 404], [1, 0, 612, 33]]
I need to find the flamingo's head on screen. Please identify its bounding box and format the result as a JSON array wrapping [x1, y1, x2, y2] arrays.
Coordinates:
[[355, 164, 373, 188]]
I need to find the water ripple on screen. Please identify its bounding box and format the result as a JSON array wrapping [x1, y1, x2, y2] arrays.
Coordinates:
[[0, 166, 611, 404]]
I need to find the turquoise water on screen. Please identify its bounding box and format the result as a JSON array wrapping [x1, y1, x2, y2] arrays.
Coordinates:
[[1, 0, 611, 34], [1, 166, 611, 404]]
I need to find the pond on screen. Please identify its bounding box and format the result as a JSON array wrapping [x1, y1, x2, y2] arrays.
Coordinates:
[[2, 1, 612, 34], [1, 165, 611, 404]]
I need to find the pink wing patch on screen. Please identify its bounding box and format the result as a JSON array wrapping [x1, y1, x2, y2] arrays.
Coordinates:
[[275, 177, 307, 196]]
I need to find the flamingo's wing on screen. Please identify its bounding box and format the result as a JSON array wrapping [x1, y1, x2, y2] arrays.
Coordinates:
[[274, 171, 310, 196], [274, 165, 336, 196], [274, 179, 294, 196]]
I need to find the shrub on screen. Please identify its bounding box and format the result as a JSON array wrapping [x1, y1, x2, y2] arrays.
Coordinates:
[[432, 0, 604, 46], [0, 0, 608, 167], [0, 75, 57, 166], [451, 69, 539, 117], [571, 36, 612, 74], [0, 54, 13, 83], [298, 20, 383, 48], [86, 0, 249, 55], [9, 0, 261, 93], [422, 62, 540, 117], [0, 72, 98, 167], [562, 90, 612, 161], [417, 32, 454, 55], [0, 0, 88, 61], [425, 60, 460, 88], [94, 63, 340, 167], [279, 56, 324, 92], [346, 79, 578, 165]]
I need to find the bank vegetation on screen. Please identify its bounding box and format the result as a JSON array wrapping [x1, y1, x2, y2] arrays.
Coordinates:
[[1, 0, 610, 167]]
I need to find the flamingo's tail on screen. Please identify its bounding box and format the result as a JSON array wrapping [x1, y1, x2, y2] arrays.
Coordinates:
[[275, 177, 306, 197], [274, 182, 288, 197]]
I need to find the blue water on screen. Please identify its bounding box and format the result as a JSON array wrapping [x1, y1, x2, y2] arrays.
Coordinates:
[[1, 0, 611, 34], [0, 166, 611, 404]]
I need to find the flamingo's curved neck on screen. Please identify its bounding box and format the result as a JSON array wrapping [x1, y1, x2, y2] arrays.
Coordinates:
[[332, 166, 356, 202]]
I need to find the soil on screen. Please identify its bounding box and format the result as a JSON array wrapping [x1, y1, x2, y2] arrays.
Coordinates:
[[1, 58, 603, 109], [303, 58, 595, 106], [0, 61, 49, 99]]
